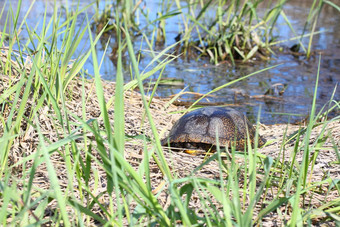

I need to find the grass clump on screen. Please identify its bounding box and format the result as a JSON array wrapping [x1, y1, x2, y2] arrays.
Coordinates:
[[94, 0, 340, 64], [172, 0, 286, 64], [0, 1, 339, 226]]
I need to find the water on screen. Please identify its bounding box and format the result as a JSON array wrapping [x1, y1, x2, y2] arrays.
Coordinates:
[[1, 0, 339, 124]]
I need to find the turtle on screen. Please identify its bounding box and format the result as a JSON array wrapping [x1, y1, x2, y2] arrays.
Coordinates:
[[161, 106, 266, 152]]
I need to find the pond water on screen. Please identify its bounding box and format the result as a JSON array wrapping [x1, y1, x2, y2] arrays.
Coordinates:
[[1, 0, 339, 124]]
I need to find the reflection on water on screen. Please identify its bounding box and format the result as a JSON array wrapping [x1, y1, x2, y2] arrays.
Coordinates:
[[0, 0, 339, 124]]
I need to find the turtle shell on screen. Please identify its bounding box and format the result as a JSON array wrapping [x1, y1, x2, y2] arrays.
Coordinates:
[[161, 107, 265, 151]]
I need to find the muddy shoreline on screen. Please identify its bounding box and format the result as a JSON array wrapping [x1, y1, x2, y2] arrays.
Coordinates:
[[2, 71, 339, 225]]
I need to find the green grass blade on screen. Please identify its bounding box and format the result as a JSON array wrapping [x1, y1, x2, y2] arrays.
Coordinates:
[[36, 117, 71, 226]]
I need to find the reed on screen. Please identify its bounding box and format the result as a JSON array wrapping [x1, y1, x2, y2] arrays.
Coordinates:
[[95, 0, 340, 64]]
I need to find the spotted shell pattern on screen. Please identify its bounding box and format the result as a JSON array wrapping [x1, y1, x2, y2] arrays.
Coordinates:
[[161, 107, 265, 150]]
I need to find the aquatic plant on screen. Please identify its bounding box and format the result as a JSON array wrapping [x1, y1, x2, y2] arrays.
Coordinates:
[[95, 0, 340, 65]]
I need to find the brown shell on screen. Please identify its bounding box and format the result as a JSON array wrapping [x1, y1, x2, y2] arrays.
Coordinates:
[[161, 107, 265, 150]]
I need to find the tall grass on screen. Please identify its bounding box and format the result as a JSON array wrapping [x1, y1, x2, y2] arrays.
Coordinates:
[[95, 0, 340, 64], [0, 1, 339, 226]]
